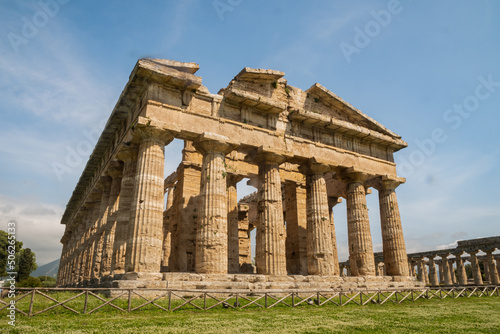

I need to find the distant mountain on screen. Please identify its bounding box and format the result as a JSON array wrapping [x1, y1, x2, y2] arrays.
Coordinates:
[[32, 258, 59, 278]]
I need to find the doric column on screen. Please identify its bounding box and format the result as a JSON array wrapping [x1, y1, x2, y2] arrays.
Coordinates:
[[255, 149, 287, 276], [90, 177, 111, 281], [284, 182, 307, 275], [483, 258, 490, 283], [301, 160, 336, 275], [111, 145, 138, 276], [496, 256, 500, 282], [374, 177, 409, 276], [486, 251, 500, 285], [344, 171, 375, 276], [124, 127, 173, 279], [470, 252, 483, 285], [328, 197, 341, 276], [100, 161, 123, 277], [193, 133, 235, 274], [161, 186, 174, 271], [227, 175, 241, 274], [417, 258, 427, 283], [441, 254, 453, 285], [454, 253, 467, 285], [449, 259, 457, 285]]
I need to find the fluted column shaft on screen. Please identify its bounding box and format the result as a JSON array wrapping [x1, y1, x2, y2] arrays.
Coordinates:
[[304, 163, 335, 275], [455, 254, 467, 285], [227, 176, 240, 273], [346, 173, 375, 276], [486, 251, 500, 285], [471, 252, 483, 285], [193, 137, 234, 274], [91, 178, 111, 280], [328, 197, 341, 276], [377, 179, 408, 276], [442, 255, 453, 285], [111, 146, 138, 275], [483, 259, 490, 282], [161, 187, 174, 271], [256, 152, 287, 275], [417, 258, 426, 283], [100, 163, 123, 277], [450, 260, 457, 284], [125, 128, 172, 277]]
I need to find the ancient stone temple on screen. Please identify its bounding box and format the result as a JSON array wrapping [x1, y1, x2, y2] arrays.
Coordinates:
[[57, 59, 418, 290]]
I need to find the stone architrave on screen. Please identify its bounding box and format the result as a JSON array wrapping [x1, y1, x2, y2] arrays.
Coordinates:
[[193, 133, 235, 274], [344, 171, 375, 276], [111, 145, 138, 276], [124, 127, 173, 279], [255, 149, 287, 276], [301, 160, 336, 276]]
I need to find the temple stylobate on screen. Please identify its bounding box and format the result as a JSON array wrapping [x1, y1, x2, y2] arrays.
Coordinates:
[[57, 59, 418, 290]]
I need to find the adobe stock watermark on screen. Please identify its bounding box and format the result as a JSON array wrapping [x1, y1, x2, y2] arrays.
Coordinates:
[[5, 221, 17, 327], [339, 0, 410, 64], [213, 0, 245, 21], [51, 119, 107, 182], [7, 0, 72, 54], [397, 74, 499, 177]]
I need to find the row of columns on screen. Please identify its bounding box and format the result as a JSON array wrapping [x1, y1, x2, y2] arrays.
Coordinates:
[[58, 128, 410, 285], [405, 251, 500, 286]]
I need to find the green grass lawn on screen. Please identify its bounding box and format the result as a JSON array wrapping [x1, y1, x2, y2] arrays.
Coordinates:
[[2, 294, 500, 333]]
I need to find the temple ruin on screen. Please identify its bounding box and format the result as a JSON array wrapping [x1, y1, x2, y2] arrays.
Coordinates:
[[57, 58, 420, 290]]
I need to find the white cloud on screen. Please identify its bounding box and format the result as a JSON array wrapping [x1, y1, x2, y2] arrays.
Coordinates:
[[0, 195, 65, 266]]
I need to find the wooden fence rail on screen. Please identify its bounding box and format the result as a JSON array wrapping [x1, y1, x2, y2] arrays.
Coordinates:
[[0, 285, 498, 317]]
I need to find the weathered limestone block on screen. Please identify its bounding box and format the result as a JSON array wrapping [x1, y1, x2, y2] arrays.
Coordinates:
[[111, 145, 138, 275], [193, 133, 235, 274], [376, 178, 409, 276], [124, 127, 173, 279], [255, 150, 287, 276], [302, 161, 336, 275], [345, 172, 375, 276]]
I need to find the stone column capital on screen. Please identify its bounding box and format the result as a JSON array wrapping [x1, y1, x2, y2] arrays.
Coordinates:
[[328, 196, 342, 208], [299, 158, 332, 175], [453, 251, 464, 258], [132, 126, 173, 145], [95, 176, 112, 190], [193, 132, 236, 155], [371, 175, 406, 191], [254, 146, 289, 165], [338, 167, 370, 184], [116, 144, 139, 162], [107, 160, 124, 179]]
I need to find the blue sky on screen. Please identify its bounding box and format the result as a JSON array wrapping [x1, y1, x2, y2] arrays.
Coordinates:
[[0, 0, 499, 266]]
